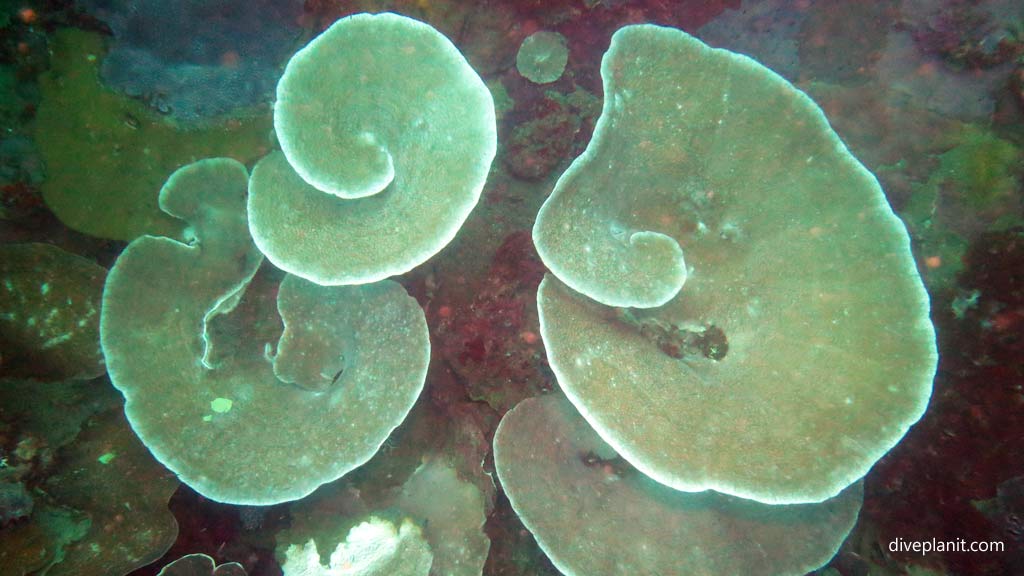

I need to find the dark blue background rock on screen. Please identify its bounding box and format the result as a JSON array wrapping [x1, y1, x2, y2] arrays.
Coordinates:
[[79, 0, 304, 124]]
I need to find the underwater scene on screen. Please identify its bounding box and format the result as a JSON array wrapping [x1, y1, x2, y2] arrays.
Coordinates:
[[0, 0, 1022, 575]]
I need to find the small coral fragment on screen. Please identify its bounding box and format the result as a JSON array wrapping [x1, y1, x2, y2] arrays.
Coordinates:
[[281, 518, 432, 576], [516, 31, 569, 84]]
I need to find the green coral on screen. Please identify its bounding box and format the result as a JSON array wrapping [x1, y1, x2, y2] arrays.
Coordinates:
[[898, 125, 1022, 292], [0, 381, 178, 576], [936, 126, 1021, 209], [36, 29, 272, 241], [0, 243, 107, 381]]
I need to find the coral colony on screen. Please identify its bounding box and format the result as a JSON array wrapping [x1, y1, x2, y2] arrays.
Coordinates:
[[511, 23, 934, 575], [1, 9, 943, 576]]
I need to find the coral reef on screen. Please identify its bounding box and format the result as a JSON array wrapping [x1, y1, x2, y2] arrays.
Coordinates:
[[503, 90, 597, 181], [904, 0, 1023, 70], [0, 1, 1020, 574], [281, 519, 432, 576], [277, 460, 488, 576], [864, 227, 1024, 575], [432, 230, 549, 413], [696, 0, 809, 80]]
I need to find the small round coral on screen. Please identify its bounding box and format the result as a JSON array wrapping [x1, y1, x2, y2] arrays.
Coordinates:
[[516, 31, 569, 84]]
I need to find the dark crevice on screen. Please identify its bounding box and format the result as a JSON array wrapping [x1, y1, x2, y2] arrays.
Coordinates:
[[614, 309, 729, 361]]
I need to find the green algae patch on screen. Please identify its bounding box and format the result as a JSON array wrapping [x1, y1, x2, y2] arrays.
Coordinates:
[[934, 126, 1021, 210], [486, 78, 514, 122], [101, 158, 430, 505], [493, 395, 862, 576], [36, 29, 272, 242], [254, 13, 496, 285], [533, 25, 936, 505], [516, 31, 569, 84], [210, 398, 233, 413], [900, 181, 969, 292], [898, 124, 1021, 292], [0, 243, 106, 381]]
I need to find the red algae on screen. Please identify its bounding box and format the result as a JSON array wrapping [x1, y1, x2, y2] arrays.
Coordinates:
[[504, 94, 585, 181], [864, 228, 1024, 575], [432, 231, 550, 414]]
